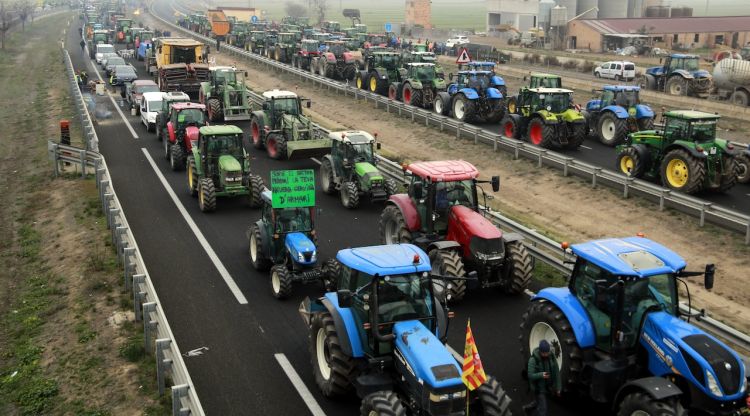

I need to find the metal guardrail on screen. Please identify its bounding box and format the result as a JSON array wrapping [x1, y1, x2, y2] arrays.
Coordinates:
[[150, 10, 750, 245], [61, 46, 205, 416]]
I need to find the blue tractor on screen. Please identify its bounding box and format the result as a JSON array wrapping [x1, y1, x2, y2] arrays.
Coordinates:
[[583, 86, 655, 146], [247, 190, 326, 299], [434, 70, 506, 123], [300, 244, 513, 415], [519, 237, 749, 416], [640, 54, 713, 98]]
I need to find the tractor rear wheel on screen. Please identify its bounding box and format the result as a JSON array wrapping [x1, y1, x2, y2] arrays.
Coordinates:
[[660, 149, 705, 194], [637, 117, 655, 131], [266, 133, 287, 160], [617, 391, 686, 416], [519, 301, 583, 393], [247, 174, 264, 208], [384, 178, 398, 197], [359, 391, 405, 416], [503, 241, 533, 295], [207, 97, 222, 122], [340, 181, 360, 209], [485, 98, 505, 123], [320, 158, 336, 194], [617, 147, 646, 178], [250, 117, 264, 149], [310, 312, 357, 397], [170, 143, 186, 171], [597, 112, 627, 146], [270, 265, 293, 299], [736, 153, 750, 184], [715, 156, 740, 192], [452, 94, 475, 122], [473, 376, 512, 416], [249, 224, 271, 271], [565, 122, 587, 150], [388, 84, 398, 101], [322, 258, 341, 292], [501, 115, 521, 139], [434, 92, 451, 116], [379, 205, 412, 244], [527, 118, 556, 148], [666, 76, 688, 96], [187, 156, 198, 197], [430, 249, 466, 303], [198, 178, 217, 212]]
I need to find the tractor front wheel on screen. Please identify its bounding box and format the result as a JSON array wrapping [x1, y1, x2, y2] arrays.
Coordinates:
[[187, 156, 198, 197], [163, 137, 171, 160], [660, 149, 705, 194], [198, 178, 217, 212], [250, 117, 264, 149], [310, 312, 357, 397], [617, 391, 686, 416], [359, 391, 405, 416], [617, 147, 646, 178], [501, 115, 521, 139], [247, 174, 264, 208], [434, 91, 450, 116], [597, 112, 627, 146], [736, 153, 750, 184], [170, 143, 186, 171], [429, 249, 466, 303], [207, 97, 222, 122], [266, 133, 287, 160], [384, 178, 399, 197], [472, 376, 512, 416], [270, 265, 293, 299], [485, 98, 505, 123], [519, 301, 583, 393], [320, 158, 336, 194], [527, 118, 556, 148], [503, 241, 533, 295], [506, 96, 518, 114], [452, 94, 475, 122], [340, 181, 360, 209], [715, 157, 740, 193], [666, 76, 688, 96], [379, 205, 413, 244], [249, 224, 271, 271], [322, 258, 341, 292]]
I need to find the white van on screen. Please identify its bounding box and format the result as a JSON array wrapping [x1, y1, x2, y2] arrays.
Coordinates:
[[446, 35, 470, 48], [594, 61, 636, 81], [95, 44, 115, 64], [140, 92, 163, 132]]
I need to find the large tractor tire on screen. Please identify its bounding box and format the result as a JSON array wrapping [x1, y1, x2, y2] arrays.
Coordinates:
[[501, 115, 522, 139], [617, 147, 646, 178], [660, 148, 705, 194], [355, 70, 367, 89], [503, 241, 533, 295], [310, 312, 357, 397], [384, 178, 399, 197], [270, 265, 293, 299], [248, 224, 271, 271], [250, 117, 265, 149], [429, 249, 466, 303], [163, 137, 171, 160], [198, 178, 217, 212], [452, 94, 475, 122], [322, 258, 341, 292], [387, 83, 399, 101], [266, 133, 287, 160], [527, 118, 556, 148], [343, 63, 357, 81], [519, 301, 583, 393], [155, 116, 162, 141], [597, 112, 628, 146], [379, 205, 413, 244], [506, 96, 518, 114], [319, 158, 336, 194], [472, 376, 513, 416], [187, 156, 198, 197], [340, 181, 360, 209], [616, 391, 686, 416], [247, 174, 264, 208], [207, 97, 223, 122], [170, 143, 186, 171], [637, 117, 655, 131], [369, 72, 387, 95], [359, 391, 406, 416], [730, 90, 750, 106], [665, 76, 688, 96], [565, 122, 588, 150], [715, 156, 740, 193], [402, 83, 422, 107], [736, 153, 750, 184], [485, 98, 505, 123], [309, 59, 317, 75], [434, 92, 451, 116]]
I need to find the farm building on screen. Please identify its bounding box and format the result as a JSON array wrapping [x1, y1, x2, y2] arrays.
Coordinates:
[[405, 0, 432, 29], [566, 15, 750, 52], [486, 0, 540, 33], [216, 6, 261, 23]]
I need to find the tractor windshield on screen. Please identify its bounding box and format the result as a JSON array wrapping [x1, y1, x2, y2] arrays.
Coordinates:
[[689, 120, 717, 142], [176, 109, 206, 126], [376, 274, 434, 323], [302, 41, 318, 52], [348, 143, 373, 162], [602, 90, 639, 107], [414, 66, 436, 82], [619, 274, 678, 347], [537, 93, 570, 113], [215, 70, 237, 85], [328, 43, 345, 55], [435, 180, 476, 211], [205, 134, 243, 157], [272, 98, 300, 115], [273, 207, 313, 234], [465, 73, 492, 90], [670, 57, 700, 72], [378, 55, 398, 68]]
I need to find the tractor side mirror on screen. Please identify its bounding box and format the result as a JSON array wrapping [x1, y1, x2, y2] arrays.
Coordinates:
[[448, 72, 453, 80], [659, 58, 663, 64], [306, 100, 312, 108], [337, 289, 353, 308], [523, 75, 527, 81], [704, 264, 715, 290], [491, 176, 500, 192], [245, 71, 248, 76], [376, 142, 381, 150]]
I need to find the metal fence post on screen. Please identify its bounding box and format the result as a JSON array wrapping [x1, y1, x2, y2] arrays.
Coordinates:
[[156, 338, 172, 395], [563, 157, 573, 177], [514, 142, 521, 160], [700, 203, 711, 227], [143, 302, 157, 354], [624, 178, 634, 198], [538, 150, 547, 168], [659, 189, 671, 211], [133, 274, 146, 321], [172, 384, 190, 416], [592, 167, 602, 188], [123, 247, 136, 291]]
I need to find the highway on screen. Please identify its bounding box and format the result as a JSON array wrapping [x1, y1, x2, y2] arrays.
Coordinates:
[[67, 11, 604, 415]]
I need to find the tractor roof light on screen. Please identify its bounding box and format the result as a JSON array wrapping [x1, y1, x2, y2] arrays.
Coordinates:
[[636, 232, 646, 238], [561, 242, 569, 250], [413, 254, 420, 264]]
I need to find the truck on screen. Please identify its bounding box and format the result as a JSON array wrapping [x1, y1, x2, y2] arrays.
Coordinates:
[[206, 9, 230, 38], [154, 38, 210, 98], [640, 54, 713, 98], [711, 58, 750, 106]]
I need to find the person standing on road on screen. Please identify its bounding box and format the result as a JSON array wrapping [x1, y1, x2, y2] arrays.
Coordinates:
[[216, 38, 220, 52], [80, 39, 85, 53], [523, 340, 561, 416]]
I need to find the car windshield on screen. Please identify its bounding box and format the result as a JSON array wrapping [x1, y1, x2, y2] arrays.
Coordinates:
[[689, 120, 717, 141], [375, 274, 434, 323], [98, 45, 114, 53], [177, 109, 205, 125], [273, 98, 299, 115], [273, 207, 313, 233], [107, 58, 125, 66], [205, 134, 243, 156], [147, 100, 161, 111], [116, 66, 135, 76], [138, 85, 160, 93], [435, 179, 475, 211], [414, 66, 436, 81]]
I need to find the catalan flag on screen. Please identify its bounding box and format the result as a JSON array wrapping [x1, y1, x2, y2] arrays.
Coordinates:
[[461, 319, 487, 391]]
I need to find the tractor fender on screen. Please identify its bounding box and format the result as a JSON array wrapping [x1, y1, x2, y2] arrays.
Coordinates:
[[386, 195, 420, 232], [409, 80, 424, 90], [586, 99, 602, 112], [669, 69, 694, 80], [185, 126, 199, 151], [254, 219, 271, 257], [447, 84, 459, 95], [645, 66, 663, 77], [486, 87, 503, 99], [490, 75, 506, 87], [664, 143, 708, 159], [252, 111, 267, 128], [613, 377, 683, 408], [713, 138, 741, 156], [342, 51, 355, 63], [324, 52, 336, 63], [533, 287, 596, 348], [501, 232, 524, 244], [635, 104, 654, 119], [602, 105, 629, 119], [427, 240, 462, 253], [167, 121, 176, 144], [372, 68, 389, 81], [435, 301, 448, 342], [320, 293, 365, 358], [458, 88, 479, 100]]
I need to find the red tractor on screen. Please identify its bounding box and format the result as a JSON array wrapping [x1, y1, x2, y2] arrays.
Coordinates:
[[379, 160, 533, 301], [292, 39, 322, 72], [163, 102, 208, 171], [311, 41, 359, 81]]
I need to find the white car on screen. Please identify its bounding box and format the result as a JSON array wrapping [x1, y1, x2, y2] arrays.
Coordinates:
[[95, 44, 115, 64], [445, 35, 470, 48], [593, 61, 636, 81], [140, 92, 163, 132]]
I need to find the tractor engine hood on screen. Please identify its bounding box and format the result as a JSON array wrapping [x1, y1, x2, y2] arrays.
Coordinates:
[[393, 321, 464, 391], [218, 155, 241, 173], [448, 205, 504, 262], [284, 232, 316, 265], [354, 162, 383, 184], [641, 311, 746, 400]]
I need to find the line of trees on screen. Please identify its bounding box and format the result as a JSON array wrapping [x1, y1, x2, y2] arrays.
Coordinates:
[[285, 0, 328, 24], [0, 0, 37, 49]]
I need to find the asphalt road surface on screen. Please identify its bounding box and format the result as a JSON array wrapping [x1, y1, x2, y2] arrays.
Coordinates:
[[68, 11, 604, 415]]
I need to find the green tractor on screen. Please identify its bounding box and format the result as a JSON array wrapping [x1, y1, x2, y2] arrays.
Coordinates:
[[506, 73, 562, 115], [616, 110, 740, 194], [501, 87, 586, 149], [248, 30, 266, 54], [319, 131, 399, 209], [187, 125, 264, 213], [199, 66, 252, 122], [355, 51, 401, 95], [273, 32, 297, 64], [387, 63, 447, 109], [249, 90, 331, 160]]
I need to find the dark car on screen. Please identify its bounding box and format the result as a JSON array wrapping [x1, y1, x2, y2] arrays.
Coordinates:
[[110, 65, 137, 86], [126, 80, 160, 112], [104, 56, 126, 76]]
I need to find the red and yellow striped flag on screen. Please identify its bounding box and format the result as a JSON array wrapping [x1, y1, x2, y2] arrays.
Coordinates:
[[461, 319, 487, 391]]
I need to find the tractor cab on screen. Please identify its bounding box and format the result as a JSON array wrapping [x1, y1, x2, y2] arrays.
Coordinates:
[[459, 61, 496, 72], [371, 52, 400, 70], [325, 40, 347, 56], [661, 110, 719, 143], [250, 30, 265, 41], [329, 131, 378, 170], [300, 39, 319, 54], [197, 125, 246, 181], [262, 90, 307, 120], [589, 86, 641, 111], [521, 88, 574, 116], [278, 32, 296, 44], [169, 103, 207, 132], [452, 71, 494, 93], [257, 189, 317, 265], [528, 73, 562, 89], [402, 63, 437, 83], [663, 54, 701, 73]]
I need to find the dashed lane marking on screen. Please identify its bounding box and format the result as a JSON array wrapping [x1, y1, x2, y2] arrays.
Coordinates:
[[274, 353, 327, 416], [580, 145, 592, 150]]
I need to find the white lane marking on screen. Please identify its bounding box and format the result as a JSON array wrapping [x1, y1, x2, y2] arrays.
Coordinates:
[[310, 157, 322, 165], [580, 145, 592, 150], [274, 353, 327, 416], [141, 148, 249, 305], [89, 59, 140, 139]]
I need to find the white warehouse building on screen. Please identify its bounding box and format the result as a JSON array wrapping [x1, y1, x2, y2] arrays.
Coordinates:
[[487, 0, 541, 34]]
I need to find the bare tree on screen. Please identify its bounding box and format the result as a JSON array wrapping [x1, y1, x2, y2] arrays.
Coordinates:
[[311, 0, 327, 25], [285, 2, 307, 19], [0, 0, 14, 49], [16, 0, 32, 31]]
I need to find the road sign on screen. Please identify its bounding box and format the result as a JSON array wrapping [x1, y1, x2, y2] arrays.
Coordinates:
[[251, 15, 259, 23], [456, 48, 471, 64], [270, 170, 316, 208], [384, 22, 392, 32]]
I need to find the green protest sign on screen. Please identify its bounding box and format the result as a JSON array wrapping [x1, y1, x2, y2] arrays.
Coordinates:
[[270, 169, 316, 208]]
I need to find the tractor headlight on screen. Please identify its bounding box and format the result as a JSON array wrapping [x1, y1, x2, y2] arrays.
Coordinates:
[[429, 390, 465, 402], [297, 252, 305, 262], [311, 250, 317, 262], [706, 370, 723, 397]]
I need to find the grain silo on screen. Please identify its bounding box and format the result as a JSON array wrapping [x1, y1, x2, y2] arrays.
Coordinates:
[[551, 5, 568, 26], [598, 0, 628, 18], [628, 0, 644, 17], [577, 0, 599, 18]]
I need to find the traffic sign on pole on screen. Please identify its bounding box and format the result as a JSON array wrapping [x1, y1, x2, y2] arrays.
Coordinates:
[[456, 48, 472, 64], [251, 15, 259, 23], [384, 22, 392, 32]]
